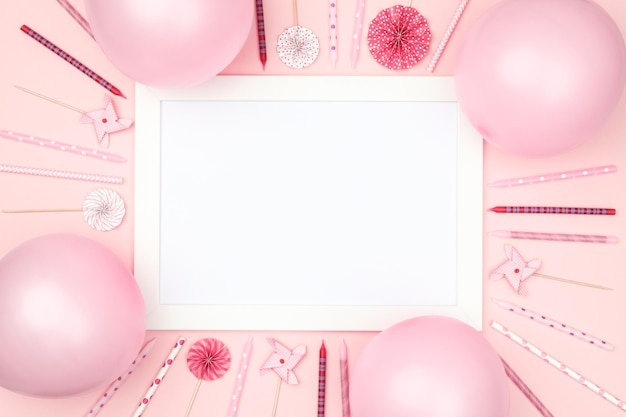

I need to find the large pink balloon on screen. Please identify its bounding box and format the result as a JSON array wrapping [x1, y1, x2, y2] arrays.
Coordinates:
[[0, 234, 145, 397], [85, 0, 254, 88], [455, 0, 626, 157], [350, 316, 509, 417]]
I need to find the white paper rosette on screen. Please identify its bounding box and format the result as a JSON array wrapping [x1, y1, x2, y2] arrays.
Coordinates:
[[82, 188, 125, 231]]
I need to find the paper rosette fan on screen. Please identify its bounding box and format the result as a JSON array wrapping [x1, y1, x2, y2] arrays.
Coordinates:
[[367, 3, 431, 70], [184, 338, 231, 417], [82, 188, 126, 231], [276, 0, 320, 68], [2, 188, 126, 232]]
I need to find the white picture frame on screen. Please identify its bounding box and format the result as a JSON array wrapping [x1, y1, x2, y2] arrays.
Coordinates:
[[134, 75, 483, 331]]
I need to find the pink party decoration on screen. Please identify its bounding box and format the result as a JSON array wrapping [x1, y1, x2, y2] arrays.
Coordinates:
[[489, 244, 540, 296], [350, 316, 509, 417], [0, 234, 145, 397], [84, 0, 254, 88], [454, 0, 626, 157], [260, 338, 306, 385], [187, 338, 231, 381], [80, 96, 133, 148], [367, 4, 431, 70]]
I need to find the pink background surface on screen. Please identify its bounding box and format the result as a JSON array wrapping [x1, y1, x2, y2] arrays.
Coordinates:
[[1, 0, 625, 416]]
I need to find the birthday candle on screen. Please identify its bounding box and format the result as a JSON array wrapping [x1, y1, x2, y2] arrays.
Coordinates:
[[488, 206, 615, 215], [339, 339, 351, 417], [318, 340, 326, 417], [488, 165, 617, 188], [500, 358, 554, 417], [56, 0, 94, 39], [329, 0, 338, 67], [84, 339, 157, 417], [350, 0, 366, 68], [493, 299, 613, 350], [488, 230, 617, 244], [0, 130, 126, 163], [227, 337, 253, 417], [492, 321, 626, 412]]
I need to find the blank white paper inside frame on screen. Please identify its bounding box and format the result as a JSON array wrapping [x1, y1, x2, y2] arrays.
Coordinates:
[[134, 76, 483, 331]]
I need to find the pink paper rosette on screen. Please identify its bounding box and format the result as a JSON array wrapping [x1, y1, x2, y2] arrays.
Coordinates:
[[187, 338, 231, 381]]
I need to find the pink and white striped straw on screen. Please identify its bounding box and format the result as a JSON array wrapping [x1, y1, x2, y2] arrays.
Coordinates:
[[56, 0, 95, 39], [493, 299, 613, 350], [500, 358, 554, 417], [132, 337, 186, 417], [0, 130, 126, 163], [0, 164, 123, 184], [84, 338, 157, 417], [492, 321, 626, 412], [427, 0, 470, 72]]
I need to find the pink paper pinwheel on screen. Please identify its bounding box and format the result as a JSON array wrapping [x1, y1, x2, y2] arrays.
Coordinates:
[[260, 338, 306, 384], [184, 338, 231, 417], [80, 95, 133, 148], [261, 338, 306, 417], [489, 244, 611, 294], [490, 244, 540, 295]]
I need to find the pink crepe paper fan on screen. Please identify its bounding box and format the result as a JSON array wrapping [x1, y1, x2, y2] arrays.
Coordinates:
[[276, 0, 320, 69], [367, 3, 431, 70], [183, 338, 231, 417]]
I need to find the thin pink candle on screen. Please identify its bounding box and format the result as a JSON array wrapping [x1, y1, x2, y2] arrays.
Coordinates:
[[227, 336, 253, 417]]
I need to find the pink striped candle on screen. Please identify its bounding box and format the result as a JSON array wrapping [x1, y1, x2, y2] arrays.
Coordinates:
[[56, 0, 95, 39], [501, 358, 554, 417], [427, 0, 470, 72], [0, 163, 123, 184], [339, 339, 351, 417]]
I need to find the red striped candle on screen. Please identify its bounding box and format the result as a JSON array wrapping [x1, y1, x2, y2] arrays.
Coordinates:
[[318, 340, 326, 417]]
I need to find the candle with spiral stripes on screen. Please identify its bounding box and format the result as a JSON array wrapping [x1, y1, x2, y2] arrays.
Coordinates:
[[318, 340, 326, 417]]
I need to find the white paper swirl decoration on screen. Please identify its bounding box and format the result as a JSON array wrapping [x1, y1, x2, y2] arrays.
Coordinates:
[[82, 188, 126, 232]]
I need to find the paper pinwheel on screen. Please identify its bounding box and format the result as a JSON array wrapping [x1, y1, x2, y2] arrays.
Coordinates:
[[260, 338, 306, 417], [80, 95, 133, 148], [184, 338, 231, 417], [367, 3, 431, 70], [490, 244, 540, 295], [260, 338, 306, 384], [489, 244, 611, 294]]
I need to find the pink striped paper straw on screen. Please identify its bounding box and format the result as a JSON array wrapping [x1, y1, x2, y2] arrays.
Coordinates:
[[0, 130, 126, 163], [492, 321, 626, 412], [493, 299, 613, 350], [427, 0, 470, 72], [350, 0, 366, 68], [84, 338, 157, 417], [132, 337, 186, 417], [56, 0, 95, 39], [488, 165, 617, 188], [226, 336, 253, 417], [0, 164, 123, 184], [501, 358, 554, 417]]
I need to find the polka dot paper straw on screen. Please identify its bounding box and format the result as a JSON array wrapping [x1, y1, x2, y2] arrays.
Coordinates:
[[491, 321, 626, 412], [488, 165, 617, 188], [493, 299, 613, 350], [226, 336, 253, 417], [132, 337, 186, 417], [350, 0, 366, 68], [84, 338, 157, 417], [0, 164, 123, 184], [426, 0, 470, 72]]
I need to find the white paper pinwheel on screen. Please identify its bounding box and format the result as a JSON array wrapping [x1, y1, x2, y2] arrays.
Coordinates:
[[260, 338, 306, 385]]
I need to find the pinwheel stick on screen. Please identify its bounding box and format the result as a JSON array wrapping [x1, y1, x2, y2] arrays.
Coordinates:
[[271, 378, 283, 417], [3, 208, 80, 213], [184, 380, 203, 417], [15, 85, 85, 113], [533, 273, 612, 290], [293, 0, 299, 25]]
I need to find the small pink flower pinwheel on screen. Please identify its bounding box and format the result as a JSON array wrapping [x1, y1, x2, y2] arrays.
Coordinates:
[[260, 338, 306, 385], [80, 95, 133, 148], [490, 244, 541, 295]]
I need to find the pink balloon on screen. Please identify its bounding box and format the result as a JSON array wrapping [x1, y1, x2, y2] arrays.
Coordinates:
[[350, 316, 509, 417], [85, 0, 254, 88], [0, 234, 145, 398], [454, 0, 626, 157]]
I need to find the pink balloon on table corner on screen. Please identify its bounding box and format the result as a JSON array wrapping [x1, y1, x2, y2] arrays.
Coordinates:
[[0, 234, 146, 398], [84, 0, 254, 89], [350, 316, 509, 417], [454, 0, 626, 157]]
